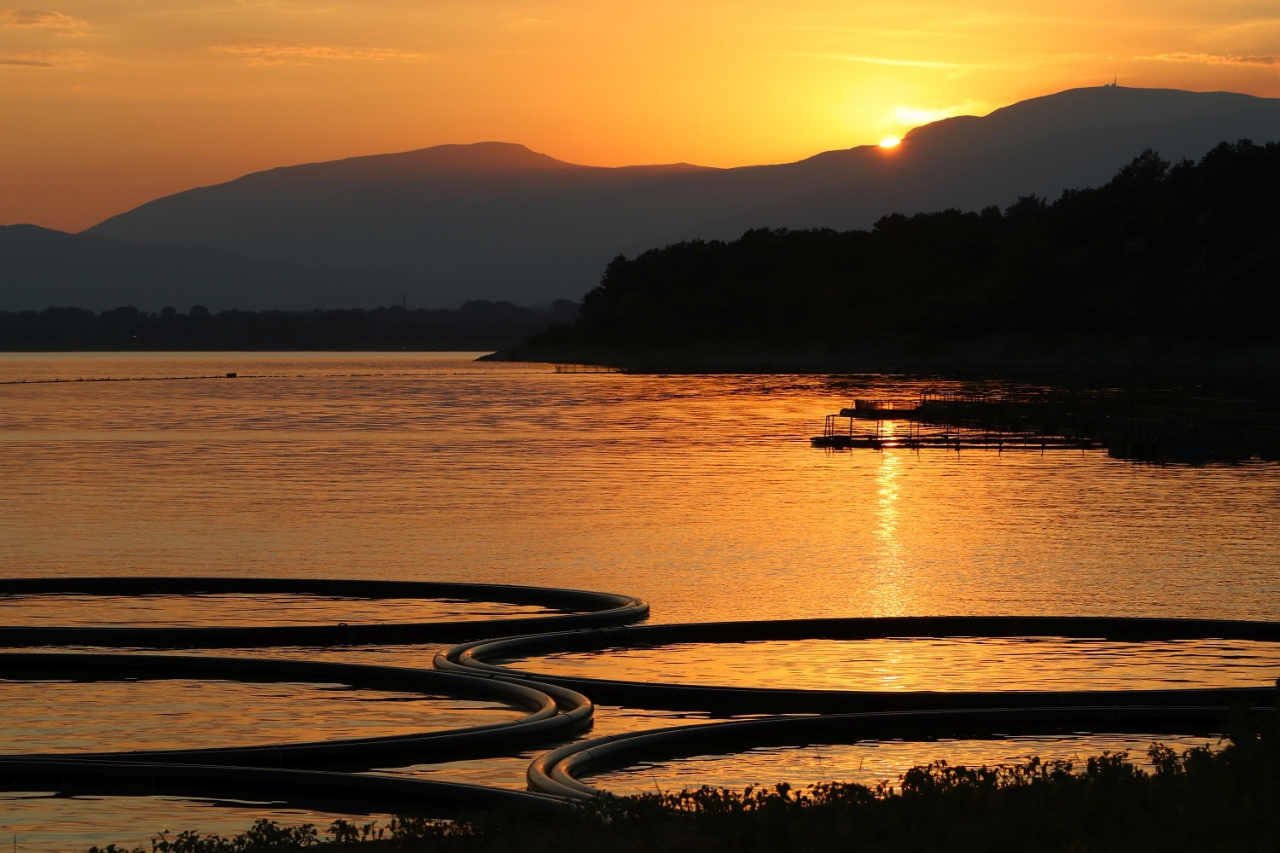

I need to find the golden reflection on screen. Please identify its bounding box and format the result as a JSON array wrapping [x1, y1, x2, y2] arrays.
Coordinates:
[[2, 353, 1276, 626], [0, 356, 1278, 846], [870, 449, 908, 616], [0, 594, 551, 627], [875, 643, 904, 690], [594, 733, 1220, 796], [529, 638, 1280, 692], [0, 680, 522, 754]]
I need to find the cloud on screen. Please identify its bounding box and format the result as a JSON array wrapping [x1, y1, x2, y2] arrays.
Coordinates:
[[1139, 52, 1279, 66], [0, 9, 86, 34], [214, 43, 431, 66], [0, 49, 88, 67], [0, 56, 55, 66]]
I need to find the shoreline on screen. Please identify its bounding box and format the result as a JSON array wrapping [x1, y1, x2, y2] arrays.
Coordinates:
[[482, 340, 1280, 383]]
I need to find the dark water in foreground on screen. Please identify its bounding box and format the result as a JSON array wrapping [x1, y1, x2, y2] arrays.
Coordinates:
[[0, 353, 1276, 850]]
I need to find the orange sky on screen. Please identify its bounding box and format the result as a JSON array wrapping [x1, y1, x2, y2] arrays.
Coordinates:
[[2, 0, 1278, 232]]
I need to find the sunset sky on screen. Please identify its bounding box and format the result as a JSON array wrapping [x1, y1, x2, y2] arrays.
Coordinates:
[[2, 0, 1278, 232]]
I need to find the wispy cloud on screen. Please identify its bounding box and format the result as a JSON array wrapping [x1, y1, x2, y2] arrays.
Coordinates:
[[0, 9, 86, 34], [1138, 52, 1279, 66], [214, 43, 432, 66], [0, 49, 89, 67], [0, 56, 54, 66]]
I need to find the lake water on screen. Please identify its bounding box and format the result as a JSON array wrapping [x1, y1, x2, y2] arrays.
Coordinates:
[[0, 353, 1277, 850]]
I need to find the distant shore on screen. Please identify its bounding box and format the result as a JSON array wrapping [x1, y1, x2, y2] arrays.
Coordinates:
[[483, 337, 1280, 383], [0, 303, 577, 353]]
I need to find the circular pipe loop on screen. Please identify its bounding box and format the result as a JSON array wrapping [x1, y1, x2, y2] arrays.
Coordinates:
[[442, 617, 1280, 714], [0, 652, 591, 770], [528, 704, 1279, 800], [0, 758, 572, 814], [5, 607, 1276, 809], [0, 578, 649, 648]]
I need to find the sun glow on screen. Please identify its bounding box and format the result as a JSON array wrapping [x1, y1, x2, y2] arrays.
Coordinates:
[[879, 137, 902, 149]]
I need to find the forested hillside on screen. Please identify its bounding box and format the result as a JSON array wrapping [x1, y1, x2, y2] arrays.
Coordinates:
[[515, 141, 1280, 359], [0, 301, 577, 351]]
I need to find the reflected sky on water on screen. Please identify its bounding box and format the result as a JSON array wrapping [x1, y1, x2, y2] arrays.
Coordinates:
[[0, 353, 1276, 849]]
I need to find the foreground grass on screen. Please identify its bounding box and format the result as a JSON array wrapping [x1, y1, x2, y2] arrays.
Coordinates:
[[92, 708, 1280, 853]]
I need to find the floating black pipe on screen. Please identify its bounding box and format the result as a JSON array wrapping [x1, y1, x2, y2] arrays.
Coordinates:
[[0, 578, 648, 648], [0, 652, 591, 770], [528, 705, 1274, 799], [439, 617, 1280, 714], [0, 758, 572, 815]]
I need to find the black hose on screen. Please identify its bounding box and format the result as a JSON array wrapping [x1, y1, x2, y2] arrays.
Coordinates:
[[528, 704, 1275, 799], [0, 758, 572, 814], [0, 652, 591, 770], [440, 617, 1280, 713], [8, 607, 1278, 817], [0, 578, 648, 648]]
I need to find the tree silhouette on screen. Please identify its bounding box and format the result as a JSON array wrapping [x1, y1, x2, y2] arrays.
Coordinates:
[[529, 141, 1280, 353]]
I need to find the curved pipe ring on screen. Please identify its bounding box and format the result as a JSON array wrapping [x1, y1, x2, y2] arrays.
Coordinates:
[[0, 578, 648, 648], [0, 652, 591, 770], [528, 704, 1276, 800], [440, 616, 1280, 714], [0, 758, 572, 814]]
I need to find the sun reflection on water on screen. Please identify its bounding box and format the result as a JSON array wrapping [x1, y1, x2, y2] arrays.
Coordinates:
[[0, 354, 1276, 849], [871, 449, 908, 617]]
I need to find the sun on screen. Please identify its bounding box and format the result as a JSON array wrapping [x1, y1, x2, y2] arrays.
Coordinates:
[[879, 137, 901, 149]]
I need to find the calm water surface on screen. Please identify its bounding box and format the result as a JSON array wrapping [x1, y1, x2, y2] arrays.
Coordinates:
[[0, 595, 553, 627], [2, 352, 1276, 622], [0, 679, 520, 753], [589, 733, 1224, 796], [1, 353, 1277, 850], [515, 638, 1280, 691]]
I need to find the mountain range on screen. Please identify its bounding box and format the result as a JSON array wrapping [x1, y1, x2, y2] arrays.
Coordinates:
[[5, 85, 1280, 311]]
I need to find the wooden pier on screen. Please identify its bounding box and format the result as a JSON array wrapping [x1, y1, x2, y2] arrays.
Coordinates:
[[812, 393, 1278, 463], [813, 412, 1100, 452]]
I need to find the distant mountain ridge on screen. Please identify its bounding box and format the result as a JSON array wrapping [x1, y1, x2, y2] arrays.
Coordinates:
[[500, 141, 1280, 367], [903, 86, 1276, 151], [0, 224, 413, 312], [5, 85, 1280, 311]]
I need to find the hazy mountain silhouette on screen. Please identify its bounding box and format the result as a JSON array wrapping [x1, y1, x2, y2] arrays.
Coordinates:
[[9, 85, 1280, 311], [0, 224, 412, 311], [507, 141, 1280, 365]]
